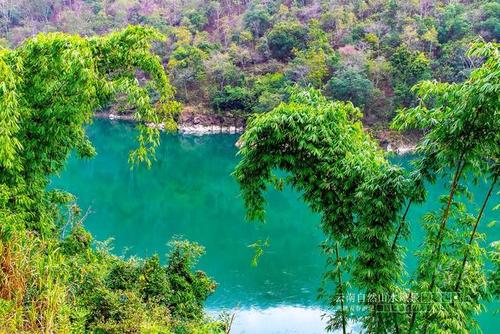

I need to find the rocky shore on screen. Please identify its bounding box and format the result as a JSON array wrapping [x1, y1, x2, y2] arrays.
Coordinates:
[[95, 106, 418, 155], [179, 124, 244, 134], [178, 106, 245, 135], [371, 128, 419, 155], [95, 105, 245, 135]]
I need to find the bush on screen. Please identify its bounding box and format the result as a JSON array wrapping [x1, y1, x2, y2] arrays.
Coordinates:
[[166, 240, 216, 320], [63, 235, 221, 333], [251, 73, 290, 113], [106, 260, 140, 291], [210, 86, 254, 113], [0, 221, 222, 333], [60, 222, 93, 256], [140, 255, 171, 305]]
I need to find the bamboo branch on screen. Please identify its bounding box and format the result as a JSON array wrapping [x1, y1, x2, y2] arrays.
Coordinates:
[[430, 154, 467, 279], [392, 199, 413, 251], [408, 152, 466, 333], [390, 199, 413, 334], [454, 175, 497, 292]]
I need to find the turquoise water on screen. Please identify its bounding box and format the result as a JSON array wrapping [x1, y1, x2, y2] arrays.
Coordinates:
[[51, 119, 498, 333]]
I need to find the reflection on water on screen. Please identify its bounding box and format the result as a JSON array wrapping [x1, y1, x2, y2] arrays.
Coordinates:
[[208, 306, 329, 334], [51, 119, 499, 333]]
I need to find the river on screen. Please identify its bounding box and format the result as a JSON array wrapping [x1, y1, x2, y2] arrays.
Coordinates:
[[50, 119, 498, 333]]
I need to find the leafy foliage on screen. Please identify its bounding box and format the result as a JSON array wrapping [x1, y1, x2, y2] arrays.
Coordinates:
[[324, 66, 374, 107], [234, 87, 410, 332], [244, 2, 272, 38], [389, 46, 431, 107], [266, 21, 307, 60], [251, 73, 290, 113], [211, 85, 254, 113], [0, 26, 222, 334], [235, 42, 499, 333], [392, 42, 499, 333]]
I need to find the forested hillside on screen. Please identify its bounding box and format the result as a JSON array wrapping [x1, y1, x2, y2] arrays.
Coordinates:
[[1, 0, 498, 126], [1, 2, 499, 334]]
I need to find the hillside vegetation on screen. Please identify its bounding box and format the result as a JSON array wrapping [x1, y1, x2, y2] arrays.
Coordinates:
[[1, 0, 498, 126]]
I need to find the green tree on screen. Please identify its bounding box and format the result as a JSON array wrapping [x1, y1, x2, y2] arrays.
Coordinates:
[[183, 8, 209, 31], [211, 85, 254, 113], [234, 87, 410, 333], [266, 21, 307, 60], [0, 23, 178, 251], [392, 42, 499, 333], [1, 26, 179, 235], [0, 26, 223, 333], [243, 2, 272, 38], [285, 20, 337, 87], [438, 4, 471, 43], [478, 1, 500, 41], [390, 46, 431, 108], [433, 39, 473, 83], [324, 66, 374, 107], [205, 52, 243, 90], [168, 44, 208, 101], [251, 73, 290, 113]]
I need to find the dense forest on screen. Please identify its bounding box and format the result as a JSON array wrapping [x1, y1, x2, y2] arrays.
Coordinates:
[[1, 0, 498, 128], [0, 1, 499, 334]]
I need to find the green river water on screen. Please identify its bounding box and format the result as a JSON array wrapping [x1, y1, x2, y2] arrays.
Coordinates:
[[50, 119, 498, 333]]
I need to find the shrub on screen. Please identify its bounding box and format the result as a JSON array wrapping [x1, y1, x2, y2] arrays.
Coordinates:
[[210, 86, 254, 113], [140, 255, 171, 305]]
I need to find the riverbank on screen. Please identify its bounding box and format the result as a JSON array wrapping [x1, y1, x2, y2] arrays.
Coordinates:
[[95, 105, 245, 134], [95, 106, 418, 155], [177, 105, 246, 134], [369, 128, 419, 155]]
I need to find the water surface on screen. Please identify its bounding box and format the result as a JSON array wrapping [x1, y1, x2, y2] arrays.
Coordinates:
[[51, 119, 498, 333]]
